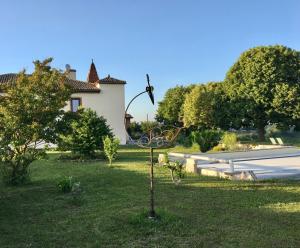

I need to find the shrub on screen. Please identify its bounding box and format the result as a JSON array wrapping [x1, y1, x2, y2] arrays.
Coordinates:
[[222, 132, 238, 151], [166, 160, 185, 185], [57, 176, 74, 193], [161, 154, 185, 185], [70, 182, 84, 205], [127, 121, 142, 139], [58, 108, 113, 158], [103, 136, 120, 166], [211, 144, 224, 152], [0, 161, 31, 185], [191, 130, 222, 153], [176, 132, 193, 147]]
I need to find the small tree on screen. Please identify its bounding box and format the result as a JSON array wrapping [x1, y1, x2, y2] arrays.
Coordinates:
[[0, 58, 71, 185], [103, 136, 120, 166], [59, 108, 113, 157]]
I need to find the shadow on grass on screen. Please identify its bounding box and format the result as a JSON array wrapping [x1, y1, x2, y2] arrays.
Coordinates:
[[0, 149, 300, 247]]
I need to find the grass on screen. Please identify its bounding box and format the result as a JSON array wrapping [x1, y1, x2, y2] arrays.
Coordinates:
[[1, 147, 300, 247]]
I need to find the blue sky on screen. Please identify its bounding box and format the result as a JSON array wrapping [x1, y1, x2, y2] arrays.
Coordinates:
[[0, 0, 299, 121]]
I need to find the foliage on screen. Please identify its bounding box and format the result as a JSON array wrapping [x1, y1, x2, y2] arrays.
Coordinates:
[[166, 160, 185, 185], [58, 153, 104, 161], [156, 85, 194, 126], [175, 131, 193, 147], [59, 108, 112, 157], [211, 144, 225, 152], [265, 124, 280, 137], [103, 136, 120, 166], [140, 121, 159, 134], [55, 111, 80, 147], [221, 132, 238, 151], [0, 58, 71, 185], [57, 176, 75, 193], [182, 82, 234, 129], [191, 130, 222, 153], [225, 45, 300, 140], [159, 153, 185, 184], [127, 121, 143, 139], [70, 181, 84, 205]]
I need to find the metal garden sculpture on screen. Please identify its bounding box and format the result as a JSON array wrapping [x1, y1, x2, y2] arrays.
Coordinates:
[[124, 74, 182, 219]]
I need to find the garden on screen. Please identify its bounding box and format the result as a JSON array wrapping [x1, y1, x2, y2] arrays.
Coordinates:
[[0, 46, 300, 247], [1, 147, 300, 247]]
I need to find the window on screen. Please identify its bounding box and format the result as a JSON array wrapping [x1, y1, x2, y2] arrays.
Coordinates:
[[70, 98, 81, 112]]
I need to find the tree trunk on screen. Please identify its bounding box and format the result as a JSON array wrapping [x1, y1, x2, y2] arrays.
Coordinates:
[[257, 124, 266, 142]]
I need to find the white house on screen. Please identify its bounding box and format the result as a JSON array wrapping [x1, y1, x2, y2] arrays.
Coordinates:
[[0, 61, 128, 144]]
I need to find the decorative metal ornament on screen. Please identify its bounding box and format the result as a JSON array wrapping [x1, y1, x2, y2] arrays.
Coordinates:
[[124, 74, 182, 219]]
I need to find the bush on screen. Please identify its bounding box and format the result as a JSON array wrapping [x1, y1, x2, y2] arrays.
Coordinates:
[[166, 160, 185, 185], [211, 144, 224, 152], [57, 176, 74, 193], [191, 130, 222, 153], [222, 132, 238, 151], [103, 136, 120, 166], [70, 182, 84, 205], [161, 154, 185, 185], [58, 108, 113, 158], [127, 122, 142, 139], [0, 160, 31, 185], [176, 132, 193, 147]]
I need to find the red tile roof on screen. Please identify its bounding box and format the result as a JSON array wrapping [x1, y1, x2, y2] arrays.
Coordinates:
[[0, 73, 101, 93], [99, 74, 126, 84]]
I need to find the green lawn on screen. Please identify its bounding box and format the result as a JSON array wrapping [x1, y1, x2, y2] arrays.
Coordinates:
[[1, 148, 300, 248]]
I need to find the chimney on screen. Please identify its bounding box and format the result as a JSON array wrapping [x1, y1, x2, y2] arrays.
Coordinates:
[[65, 64, 76, 80]]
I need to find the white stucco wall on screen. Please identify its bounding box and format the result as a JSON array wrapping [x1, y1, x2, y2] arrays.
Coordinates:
[[64, 84, 126, 144]]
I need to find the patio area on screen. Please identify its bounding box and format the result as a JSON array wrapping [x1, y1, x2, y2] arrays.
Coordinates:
[[169, 147, 300, 180]]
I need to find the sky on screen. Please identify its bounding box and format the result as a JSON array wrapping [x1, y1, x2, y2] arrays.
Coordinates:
[[0, 0, 299, 121]]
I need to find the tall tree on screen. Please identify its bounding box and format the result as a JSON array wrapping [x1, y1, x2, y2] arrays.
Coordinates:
[[182, 82, 233, 129], [225, 45, 300, 140], [0, 58, 71, 185], [156, 85, 194, 126]]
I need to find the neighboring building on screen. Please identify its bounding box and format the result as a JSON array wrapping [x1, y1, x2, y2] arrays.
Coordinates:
[[125, 113, 133, 129], [0, 61, 128, 144]]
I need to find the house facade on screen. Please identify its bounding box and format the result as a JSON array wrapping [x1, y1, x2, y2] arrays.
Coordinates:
[[0, 61, 128, 144]]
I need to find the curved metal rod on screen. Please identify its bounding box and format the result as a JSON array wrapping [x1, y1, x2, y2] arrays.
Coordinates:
[[125, 90, 147, 114], [124, 90, 150, 148], [124, 89, 182, 149]]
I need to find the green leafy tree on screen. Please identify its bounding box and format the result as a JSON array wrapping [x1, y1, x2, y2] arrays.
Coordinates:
[[156, 85, 194, 126], [140, 121, 159, 133], [183, 82, 233, 129], [127, 121, 142, 139], [225, 45, 300, 140], [103, 136, 120, 166], [0, 58, 71, 185], [59, 108, 112, 157]]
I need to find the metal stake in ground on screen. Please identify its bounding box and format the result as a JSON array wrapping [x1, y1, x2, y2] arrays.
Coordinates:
[[124, 74, 182, 219], [149, 147, 155, 218]]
